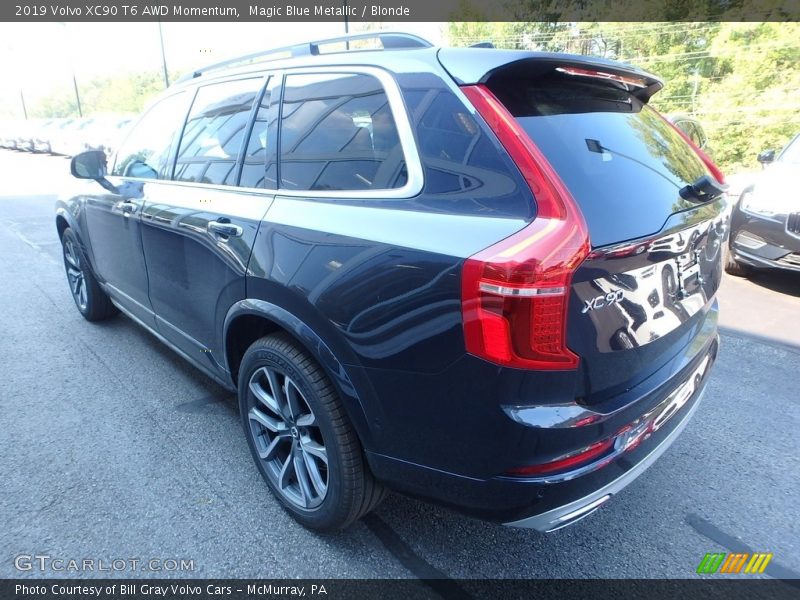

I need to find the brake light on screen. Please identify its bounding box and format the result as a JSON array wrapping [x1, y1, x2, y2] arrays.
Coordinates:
[[661, 115, 725, 184], [460, 84, 590, 370], [505, 438, 614, 477], [556, 66, 648, 89]]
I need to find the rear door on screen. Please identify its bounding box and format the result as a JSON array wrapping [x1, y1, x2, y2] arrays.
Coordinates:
[[138, 75, 276, 374], [476, 65, 729, 401]]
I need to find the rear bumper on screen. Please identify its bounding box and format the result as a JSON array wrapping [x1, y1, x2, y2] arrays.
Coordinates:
[[366, 330, 718, 527], [505, 386, 705, 531]]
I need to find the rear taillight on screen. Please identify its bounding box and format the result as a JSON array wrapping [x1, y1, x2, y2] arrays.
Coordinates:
[[662, 116, 726, 184], [505, 438, 614, 477], [460, 84, 590, 370]]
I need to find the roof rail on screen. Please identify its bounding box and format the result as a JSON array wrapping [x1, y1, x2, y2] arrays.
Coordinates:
[[176, 32, 433, 83]]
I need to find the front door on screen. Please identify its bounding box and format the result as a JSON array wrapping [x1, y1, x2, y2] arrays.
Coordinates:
[[86, 91, 192, 325]]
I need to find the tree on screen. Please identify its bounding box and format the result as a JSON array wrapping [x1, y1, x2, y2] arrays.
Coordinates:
[[28, 69, 181, 119], [446, 19, 800, 174], [695, 22, 800, 171]]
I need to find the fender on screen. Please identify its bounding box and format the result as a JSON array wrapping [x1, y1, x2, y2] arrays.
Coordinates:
[[55, 200, 100, 277], [55, 204, 81, 239], [223, 299, 378, 452]]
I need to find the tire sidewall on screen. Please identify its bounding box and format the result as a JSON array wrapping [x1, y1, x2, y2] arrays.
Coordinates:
[[724, 242, 752, 276]]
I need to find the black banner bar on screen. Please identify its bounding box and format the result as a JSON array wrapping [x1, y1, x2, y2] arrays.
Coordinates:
[[2, 0, 800, 22], [3, 579, 800, 600]]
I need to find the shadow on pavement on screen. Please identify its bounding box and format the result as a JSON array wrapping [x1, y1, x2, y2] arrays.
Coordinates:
[[743, 269, 800, 297]]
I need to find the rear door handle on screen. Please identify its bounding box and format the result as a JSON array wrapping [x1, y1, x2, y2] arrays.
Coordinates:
[[208, 220, 243, 237]]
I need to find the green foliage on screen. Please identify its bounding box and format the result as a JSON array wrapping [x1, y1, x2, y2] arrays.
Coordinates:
[[695, 23, 800, 172], [446, 20, 800, 174], [29, 69, 180, 119]]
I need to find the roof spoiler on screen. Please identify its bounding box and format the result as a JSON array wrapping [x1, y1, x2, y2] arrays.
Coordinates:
[[438, 48, 663, 103]]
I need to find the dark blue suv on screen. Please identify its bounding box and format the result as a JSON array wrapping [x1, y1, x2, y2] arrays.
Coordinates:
[[57, 33, 728, 531]]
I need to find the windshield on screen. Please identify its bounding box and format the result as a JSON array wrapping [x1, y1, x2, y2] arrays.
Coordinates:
[[778, 135, 800, 164]]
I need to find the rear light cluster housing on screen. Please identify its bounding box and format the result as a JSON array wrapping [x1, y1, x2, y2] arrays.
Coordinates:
[[460, 84, 590, 370]]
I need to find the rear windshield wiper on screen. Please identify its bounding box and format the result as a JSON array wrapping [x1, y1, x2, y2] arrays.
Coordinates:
[[586, 138, 727, 203], [679, 175, 729, 203]]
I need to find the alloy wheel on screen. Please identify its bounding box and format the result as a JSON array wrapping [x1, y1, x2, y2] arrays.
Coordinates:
[[63, 239, 87, 311], [247, 366, 328, 510]]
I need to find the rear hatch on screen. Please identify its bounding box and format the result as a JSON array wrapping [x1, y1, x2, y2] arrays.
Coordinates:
[[442, 50, 729, 403]]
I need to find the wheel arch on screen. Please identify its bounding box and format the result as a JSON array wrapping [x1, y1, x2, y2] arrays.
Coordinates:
[[55, 206, 78, 240], [56, 206, 103, 278], [223, 299, 377, 452]]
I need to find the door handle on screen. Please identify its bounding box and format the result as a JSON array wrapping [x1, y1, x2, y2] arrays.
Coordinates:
[[208, 220, 243, 237]]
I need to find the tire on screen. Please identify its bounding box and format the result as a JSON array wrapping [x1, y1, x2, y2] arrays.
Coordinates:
[[60, 227, 118, 321], [724, 246, 752, 277], [238, 333, 386, 531]]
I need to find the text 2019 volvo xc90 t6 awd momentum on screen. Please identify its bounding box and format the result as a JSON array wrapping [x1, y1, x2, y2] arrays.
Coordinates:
[[56, 33, 729, 532]]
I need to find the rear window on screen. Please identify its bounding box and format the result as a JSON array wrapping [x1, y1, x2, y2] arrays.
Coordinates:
[[779, 135, 800, 164], [488, 72, 708, 247]]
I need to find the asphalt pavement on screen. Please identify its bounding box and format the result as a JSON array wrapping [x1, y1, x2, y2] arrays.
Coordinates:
[[0, 150, 798, 580]]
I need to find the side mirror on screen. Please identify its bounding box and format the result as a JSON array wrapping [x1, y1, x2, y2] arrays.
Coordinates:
[[757, 149, 775, 165], [71, 150, 108, 179], [70, 150, 118, 193]]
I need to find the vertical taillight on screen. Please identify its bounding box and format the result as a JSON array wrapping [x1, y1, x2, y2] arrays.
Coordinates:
[[460, 85, 590, 370]]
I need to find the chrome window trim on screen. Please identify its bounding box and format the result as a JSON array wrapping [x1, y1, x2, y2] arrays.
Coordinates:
[[113, 66, 423, 200], [105, 175, 277, 198]]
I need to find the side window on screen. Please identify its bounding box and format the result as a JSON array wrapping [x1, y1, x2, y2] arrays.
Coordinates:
[[692, 123, 707, 148], [113, 92, 189, 179], [676, 120, 703, 148], [240, 77, 280, 189], [174, 78, 264, 186], [279, 72, 407, 192]]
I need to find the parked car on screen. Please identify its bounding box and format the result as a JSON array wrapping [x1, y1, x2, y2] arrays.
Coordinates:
[[0, 119, 21, 149], [38, 118, 75, 154], [32, 118, 62, 153], [0, 121, 11, 148], [726, 133, 800, 275], [82, 115, 134, 156], [667, 114, 713, 158], [51, 117, 96, 156], [56, 33, 728, 532], [14, 119, 39, 152]]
